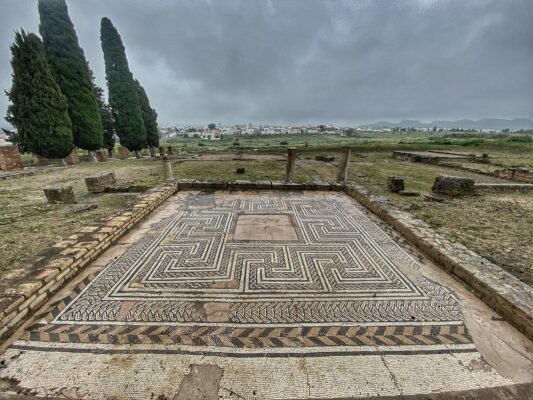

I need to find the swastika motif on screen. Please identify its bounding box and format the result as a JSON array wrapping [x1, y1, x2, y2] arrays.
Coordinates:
[[23, 193, 472, 352]]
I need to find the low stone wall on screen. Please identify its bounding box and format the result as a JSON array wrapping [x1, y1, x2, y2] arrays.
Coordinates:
[[475, 182, 533, 192], [0, 180, 178, 342], [0, 167, 66, 181], [176, 179, 342, 191], [493, 168, 533, 183], [0, 145, 24, 171], [342, 183, 533, 340]]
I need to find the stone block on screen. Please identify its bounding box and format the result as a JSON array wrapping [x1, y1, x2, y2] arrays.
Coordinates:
[[95, 149, 108, 162], [43, 185, 77, 203], [118, 146, 129, 160], [228, 180, 272, 190], [63, 147, 79, 165], [431, 175, 475, 197], [85, 172, 116, 193], [0, 145, 24, 171], [388, 176, 405, 193]]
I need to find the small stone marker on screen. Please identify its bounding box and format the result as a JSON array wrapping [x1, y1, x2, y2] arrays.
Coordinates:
[[43, 185, 76, 204], [431, 175, 475, 197], [388, 176, 405, 193], [336, 147, 351, 183], [85, 171, 117, 193], [285, 148, 297, 183]]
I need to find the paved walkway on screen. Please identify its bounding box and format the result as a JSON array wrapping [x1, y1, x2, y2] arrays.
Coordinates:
[[1, 191, 531, 399]]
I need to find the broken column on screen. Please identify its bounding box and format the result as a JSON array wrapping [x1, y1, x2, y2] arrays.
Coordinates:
[[163, 156, 173, 179], [431, 175, 475, 197], [43, 185, 77, 204], [388, 176, 405, 192], [85, 171, 116, 193], [285, 147, 297, 183], [336, 147, 351, 183]]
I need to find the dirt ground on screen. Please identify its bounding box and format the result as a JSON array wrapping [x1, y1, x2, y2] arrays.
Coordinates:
[[0, 159, 163, 294]]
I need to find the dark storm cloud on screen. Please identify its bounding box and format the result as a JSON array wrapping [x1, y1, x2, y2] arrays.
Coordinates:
[[1, 0, 532, 126]]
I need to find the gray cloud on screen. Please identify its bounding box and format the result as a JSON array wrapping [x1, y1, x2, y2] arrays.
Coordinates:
[[1, 0, 532, 126]]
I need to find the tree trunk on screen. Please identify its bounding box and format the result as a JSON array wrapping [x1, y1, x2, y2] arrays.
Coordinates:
[[88, 150, 98, 162], [107, 148, 114, 159], [149, 146, 156, 158], [134, 150, 142, 159]]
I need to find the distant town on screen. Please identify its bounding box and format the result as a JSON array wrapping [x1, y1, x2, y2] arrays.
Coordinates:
[[158, 121, 532, 141]]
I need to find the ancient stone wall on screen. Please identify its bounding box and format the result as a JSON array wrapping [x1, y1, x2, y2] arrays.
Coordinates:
[[0, 145, 24, 171]]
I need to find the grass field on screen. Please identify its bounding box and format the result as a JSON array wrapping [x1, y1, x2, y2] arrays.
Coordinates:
[[1, 132, 531, 289]]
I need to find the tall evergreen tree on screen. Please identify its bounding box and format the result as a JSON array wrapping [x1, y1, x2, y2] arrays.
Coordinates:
[[5, 30, 73, 159], [100, 17, 146, 154], [93, 83, 116, 156], [38, 0, 103, 151], [134, 79, 159, 154]]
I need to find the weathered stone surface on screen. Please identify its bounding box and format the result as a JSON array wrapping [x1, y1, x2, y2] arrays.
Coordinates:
[[336, 147, 351, 183], [118, 146, 129, 160], [85, 172, 117, 193], [43, 185, 77, 204], [388, 176, 405, 192], [431, 175, 475, 197], [95, 150, 108, 162], [163, 157, 173, 179], [228, 180, 271, 190], [0, 145, 24, 171], [63, 147, 79, 165]]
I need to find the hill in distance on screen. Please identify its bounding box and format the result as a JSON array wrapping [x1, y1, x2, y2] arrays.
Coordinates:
[[366, 118, 533, 130]]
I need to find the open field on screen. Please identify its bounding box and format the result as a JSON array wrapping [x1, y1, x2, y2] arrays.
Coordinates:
[[1, 133, 531, 289], [0, 159, 164, 295]]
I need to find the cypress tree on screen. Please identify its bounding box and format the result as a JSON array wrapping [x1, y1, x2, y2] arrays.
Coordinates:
[[5, 30, 73, 159], [135, 79, 159, 154], [93, 83, 116, 156], [100, 17, 146, 154], [38, 0, 103, 151]]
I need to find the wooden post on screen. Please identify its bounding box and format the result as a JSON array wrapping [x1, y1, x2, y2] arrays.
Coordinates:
[[336, 147, 351, 183], [285, 147, 297, 183]]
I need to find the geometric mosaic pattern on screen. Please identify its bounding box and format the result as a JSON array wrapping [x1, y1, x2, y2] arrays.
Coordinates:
[[21, 195, 473, 353]]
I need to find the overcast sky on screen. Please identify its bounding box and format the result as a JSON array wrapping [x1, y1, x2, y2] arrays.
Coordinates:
[[1, 0, 532, 127]]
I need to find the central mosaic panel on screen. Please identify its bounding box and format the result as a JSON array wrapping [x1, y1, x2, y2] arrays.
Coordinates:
[[23, 195, 472, 352]]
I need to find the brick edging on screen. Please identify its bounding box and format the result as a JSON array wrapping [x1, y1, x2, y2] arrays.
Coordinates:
[[0, 180, 178, 342], [342, 183, 533, 339]]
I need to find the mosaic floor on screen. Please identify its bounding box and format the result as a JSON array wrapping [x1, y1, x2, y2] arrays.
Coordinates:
[[18, 191, 471, 355], [3, 191, 526, 399]]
